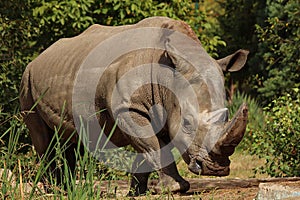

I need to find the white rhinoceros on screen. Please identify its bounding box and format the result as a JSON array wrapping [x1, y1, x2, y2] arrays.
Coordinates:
[[20, 16, 248, 196]]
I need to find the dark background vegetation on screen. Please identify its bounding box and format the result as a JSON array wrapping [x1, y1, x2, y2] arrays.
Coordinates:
[[1, 0, 299, 177]]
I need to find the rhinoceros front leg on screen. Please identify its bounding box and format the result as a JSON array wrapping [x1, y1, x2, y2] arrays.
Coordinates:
[[117, 112, 189, 195], [154, 140, 190, 194], [126, 135, 189, 196], [128, 155, 152, 196]]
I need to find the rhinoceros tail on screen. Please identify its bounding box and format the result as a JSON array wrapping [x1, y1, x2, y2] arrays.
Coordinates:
[[20, 65, 32, 113]]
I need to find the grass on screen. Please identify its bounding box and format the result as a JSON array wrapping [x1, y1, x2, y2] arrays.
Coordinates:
[[227, 150, 268, 179], [0, 112, 124, 199], [0, 112, 268, 199]]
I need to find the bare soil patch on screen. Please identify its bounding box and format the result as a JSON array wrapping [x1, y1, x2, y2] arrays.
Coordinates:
[[98, 177, 300, 199]]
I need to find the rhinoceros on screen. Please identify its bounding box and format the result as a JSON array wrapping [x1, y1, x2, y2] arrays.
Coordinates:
[[20, 16, 248, 196]]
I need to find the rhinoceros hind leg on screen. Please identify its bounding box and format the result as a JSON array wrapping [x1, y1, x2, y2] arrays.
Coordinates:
[[23, 111, 78, 186], [44, 134, 79, 188], [22, 111, 52, 157], [21, 110, 60, 187], [63, 142, 79, 175]]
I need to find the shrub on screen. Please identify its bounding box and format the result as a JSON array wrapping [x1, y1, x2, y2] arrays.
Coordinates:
[[252, 89, 300, 177], [256, 0, 300, 105]]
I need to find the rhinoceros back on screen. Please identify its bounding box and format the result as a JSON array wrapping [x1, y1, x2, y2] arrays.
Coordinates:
[[20, 17, 201, 137]]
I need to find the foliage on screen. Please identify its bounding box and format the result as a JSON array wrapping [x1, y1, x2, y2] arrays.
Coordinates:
[[218, 0, 265, 54], [218, 0, 299, 105], [0, 0, 225, 146], [226, 91, 264, 151], [228, 90, 300, 177], [256, 0, 300, 104], [216, 0, 300, 177], [251, 90, 300, 177], [32, 0, 225, 55], [194, 0, 229, 57], [0, 0, 39, 146], [217, 0, 266, 95]]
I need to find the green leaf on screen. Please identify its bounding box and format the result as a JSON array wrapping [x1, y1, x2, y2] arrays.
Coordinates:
[[113, 3, 121, 10]]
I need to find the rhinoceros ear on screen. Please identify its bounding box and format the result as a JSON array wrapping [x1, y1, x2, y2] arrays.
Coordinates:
[[217, 49, 249, 72], [164, 39, 191, 72]]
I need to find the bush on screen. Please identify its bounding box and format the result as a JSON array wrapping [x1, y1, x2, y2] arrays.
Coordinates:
[[251, 89, 300, 177], [256, 0, 300, 105]]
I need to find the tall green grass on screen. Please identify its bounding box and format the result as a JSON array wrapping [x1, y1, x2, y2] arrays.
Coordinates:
[[0, 109, 132, 199]]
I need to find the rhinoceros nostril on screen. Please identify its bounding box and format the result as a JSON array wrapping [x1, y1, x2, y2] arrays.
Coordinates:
[[242, 104, 248, 116], [196, 159, 203, 169]]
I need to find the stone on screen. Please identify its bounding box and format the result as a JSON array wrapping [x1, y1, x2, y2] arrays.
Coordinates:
[[256, 181, 300, 200]]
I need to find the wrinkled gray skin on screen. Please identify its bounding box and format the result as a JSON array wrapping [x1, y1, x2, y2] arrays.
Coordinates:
[[20, 17, 249, 196]]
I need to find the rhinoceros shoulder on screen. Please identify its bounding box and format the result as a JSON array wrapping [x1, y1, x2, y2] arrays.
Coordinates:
[[136, 17, 200, 43]]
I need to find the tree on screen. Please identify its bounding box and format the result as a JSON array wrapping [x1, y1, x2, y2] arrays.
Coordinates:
[[218, 0, 299, 105], [0, 0, 39, 146], [217, 0, 267, 100], [256, 0, 300, 104], [32, 0, 225, 55]]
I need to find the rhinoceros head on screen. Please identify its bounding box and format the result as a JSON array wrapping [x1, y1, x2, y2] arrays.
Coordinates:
[[165, 40, 249, 176]]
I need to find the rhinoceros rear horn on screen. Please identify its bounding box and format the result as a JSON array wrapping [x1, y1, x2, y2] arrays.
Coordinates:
[[213, 103, 248, 156]]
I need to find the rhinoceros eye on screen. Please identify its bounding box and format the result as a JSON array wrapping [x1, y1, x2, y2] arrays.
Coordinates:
[[182, 115, 195, 133]]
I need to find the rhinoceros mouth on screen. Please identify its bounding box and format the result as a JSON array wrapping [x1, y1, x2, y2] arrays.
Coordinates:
[[200, 153, 231, 176], [188, 153, 230, 176]]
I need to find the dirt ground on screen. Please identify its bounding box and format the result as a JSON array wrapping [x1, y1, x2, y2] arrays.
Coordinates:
[[98, 178, 300, 199]]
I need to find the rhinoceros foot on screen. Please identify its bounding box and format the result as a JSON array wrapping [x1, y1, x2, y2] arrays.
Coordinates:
[[153, 174, 190, 194], [127, 188, 150, 197]]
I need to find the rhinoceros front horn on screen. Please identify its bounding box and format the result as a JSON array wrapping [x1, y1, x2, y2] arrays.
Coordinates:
[[213, 103, 248, 156]]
